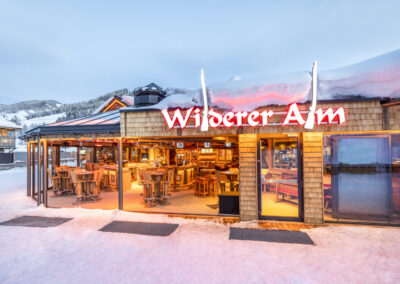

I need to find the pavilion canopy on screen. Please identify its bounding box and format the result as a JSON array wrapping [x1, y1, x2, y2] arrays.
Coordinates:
[[24, 109, 120, 139]]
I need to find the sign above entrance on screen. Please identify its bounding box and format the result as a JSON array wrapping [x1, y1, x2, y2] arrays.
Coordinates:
[[161, 103, 346, 129]]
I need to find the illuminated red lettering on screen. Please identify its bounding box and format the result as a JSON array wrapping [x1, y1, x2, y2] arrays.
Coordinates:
[[223, 112, 235, 127], [235, 112, 248, 126], [315, 107, 346, 125], [193, 108, 201, 127], [260, 110, 273, 126], [282, 103, 305, 126], [248, 111, 260, 126], [209, 109, 223, 127], [161, 107, 194, 129]]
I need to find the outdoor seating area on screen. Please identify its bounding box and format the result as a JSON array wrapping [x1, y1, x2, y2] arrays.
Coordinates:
[[35, 136, 240, 215]]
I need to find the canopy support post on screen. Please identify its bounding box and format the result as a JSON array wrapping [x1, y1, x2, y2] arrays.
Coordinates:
[[37, 137, 41, 206], [118, 138, 123, 210], [27, 142, 31, 197], [43, 140, 48, 207]]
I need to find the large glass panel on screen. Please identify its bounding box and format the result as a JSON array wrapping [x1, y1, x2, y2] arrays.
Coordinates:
[[123, 136, 239, 216], [47, 143, 118, 210], [324, 134, 400, 224], [260, 137, 299, 218]]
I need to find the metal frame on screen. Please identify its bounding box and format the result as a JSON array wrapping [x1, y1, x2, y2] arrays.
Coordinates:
[[27, 142, 31, 197], [257, 135, 304, 222], [37, 136, 41, 206], [118, 138, 123, 210]]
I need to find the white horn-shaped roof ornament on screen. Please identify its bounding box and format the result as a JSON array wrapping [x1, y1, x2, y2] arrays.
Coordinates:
[[200, 69, 209, 131], [304, 61, 318, 130]]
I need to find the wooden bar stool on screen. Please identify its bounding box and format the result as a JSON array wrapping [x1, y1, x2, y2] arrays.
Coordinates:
[[197, 177, 209, 197]]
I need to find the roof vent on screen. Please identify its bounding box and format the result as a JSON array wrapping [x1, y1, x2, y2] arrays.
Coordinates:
[[133, 83, 166, 106]]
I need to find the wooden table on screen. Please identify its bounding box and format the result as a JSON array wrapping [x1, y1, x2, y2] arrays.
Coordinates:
[[200, 168, 216, 177], [55, 168, 73, 192], [76, 171, 95, 196], [151, 172, 167, 199]]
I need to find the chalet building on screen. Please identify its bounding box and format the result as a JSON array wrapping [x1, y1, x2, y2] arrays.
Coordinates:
[[23, 79, 400, 226], [92, 95, 134, 114], [0, 118, 21, 164]]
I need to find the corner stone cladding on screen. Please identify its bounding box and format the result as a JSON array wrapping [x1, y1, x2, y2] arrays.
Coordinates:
[[238, 134, 258, 221], [387, 104, 400, 130], [302, 132, 324, 224]]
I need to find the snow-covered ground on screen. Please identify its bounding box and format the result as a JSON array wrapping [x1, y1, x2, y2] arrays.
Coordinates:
[[0, 168, 400, 284]]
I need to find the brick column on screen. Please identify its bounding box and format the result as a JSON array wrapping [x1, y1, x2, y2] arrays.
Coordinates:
[[302, 132, 324, 224], [239, 134, 258, 221]]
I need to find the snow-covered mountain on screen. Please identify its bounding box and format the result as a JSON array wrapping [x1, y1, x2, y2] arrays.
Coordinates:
[[0, 89, 132, 133]]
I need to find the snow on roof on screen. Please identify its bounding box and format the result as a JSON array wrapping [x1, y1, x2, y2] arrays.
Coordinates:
[[209, 71, 311, 111], [122, 72, 311, 112], [92, 97, 115, 114], [124, 48, 400, 112], [0, 116, 20, 129], [48, 109, 120, 127], [121, 95, 134, 106], [318, 49, 400, 99]]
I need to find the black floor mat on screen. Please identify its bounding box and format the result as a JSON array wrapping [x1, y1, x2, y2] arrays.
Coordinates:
[[0, 216, 72, 228], [229, 227, 314, 245], [99, 221, 179, 236]]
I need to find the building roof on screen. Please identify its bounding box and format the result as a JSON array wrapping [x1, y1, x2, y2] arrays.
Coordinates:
[[92, 95, 135, 114], [23, 109, 120, 138], [0, 116, 21, 129]]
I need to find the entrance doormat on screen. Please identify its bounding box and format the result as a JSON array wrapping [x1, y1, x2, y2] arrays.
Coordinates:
[[99, 221, 179, 236], [0, 216, 72, 228], [229, 227, 314, 245]]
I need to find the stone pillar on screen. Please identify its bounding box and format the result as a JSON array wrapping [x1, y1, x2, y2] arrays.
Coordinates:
[[238, 134, 258, 221], [302, 132, 324, 224]]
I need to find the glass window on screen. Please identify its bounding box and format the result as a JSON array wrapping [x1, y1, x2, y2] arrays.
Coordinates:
[[323, 133, 400, 224]]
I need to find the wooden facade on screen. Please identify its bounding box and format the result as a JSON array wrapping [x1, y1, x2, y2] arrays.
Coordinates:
[[119, 99, 400, 224]]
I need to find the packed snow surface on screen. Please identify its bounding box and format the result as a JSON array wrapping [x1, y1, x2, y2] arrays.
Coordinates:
[[0, 168, 400, 283]]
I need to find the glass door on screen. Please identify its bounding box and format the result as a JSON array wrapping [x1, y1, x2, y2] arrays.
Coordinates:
[[259, 137, 301, 220]]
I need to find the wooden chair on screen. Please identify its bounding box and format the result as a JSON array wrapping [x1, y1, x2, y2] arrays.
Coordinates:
[[216, 171, 227, 192], [89, 170, 103, 200], [47, 168, 61, 196], [161, 170, 173, 202], [70, 170, 83, 203], [142, 171, 156, 207], [196, 177, 209, 197]]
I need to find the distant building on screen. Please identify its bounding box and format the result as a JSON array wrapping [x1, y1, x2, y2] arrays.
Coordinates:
[[0, 117, 21, 164], [92, 95, 134, 114]]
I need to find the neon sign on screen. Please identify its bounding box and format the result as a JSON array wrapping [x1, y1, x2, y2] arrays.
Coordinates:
[[161, 103, 346, 129]]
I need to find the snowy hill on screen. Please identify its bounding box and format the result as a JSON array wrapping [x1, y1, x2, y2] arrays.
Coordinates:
[[0, 89, 133, 133]]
